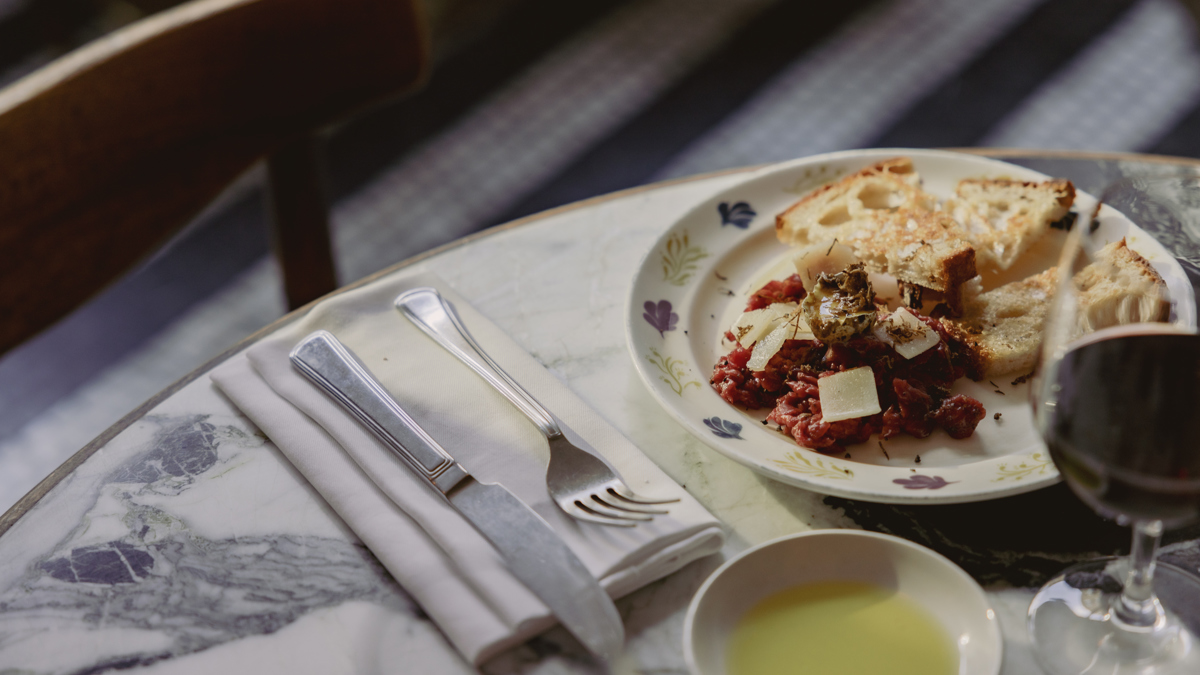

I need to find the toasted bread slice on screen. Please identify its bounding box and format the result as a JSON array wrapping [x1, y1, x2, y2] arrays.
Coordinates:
[[943, 239, 1169, 378], [776, 158, 975, 313], [1076, 238, 1170, 331], [838, 208, 976, 314], [775, 157, 930, 247], [941, 267, 1058, 380], [775, 158, 929, 242], [947, 178, 1075, 272]]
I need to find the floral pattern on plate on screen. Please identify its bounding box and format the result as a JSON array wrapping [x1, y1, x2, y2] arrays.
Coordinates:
[[992, 452, 1054, 482], [703, 417, 743, 439], [645, 347, 699, 397], [661, 230, 709, 286], [642, 300, 678, 337], [717, 201, 756, 229], [627, 149, 1187, 504], [773, 451, 854, 480], [893, 474, 957, 490]]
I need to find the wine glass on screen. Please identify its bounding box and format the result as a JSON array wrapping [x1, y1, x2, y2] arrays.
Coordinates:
[[1029, 174, 1200, 674]]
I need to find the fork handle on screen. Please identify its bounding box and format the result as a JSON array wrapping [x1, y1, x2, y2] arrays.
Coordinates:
[[395, 288, 561, 438]]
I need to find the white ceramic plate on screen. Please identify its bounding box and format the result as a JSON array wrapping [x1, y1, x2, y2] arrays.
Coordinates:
[[626, 149, 1193, 504], [683, 530, 1002, 675]]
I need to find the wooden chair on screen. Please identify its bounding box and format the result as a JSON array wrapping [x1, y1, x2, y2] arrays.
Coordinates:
[[0, 0, 428, 356]]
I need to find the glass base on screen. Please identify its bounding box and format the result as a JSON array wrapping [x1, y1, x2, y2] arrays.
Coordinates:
[[1029, 557, 1200, 674]]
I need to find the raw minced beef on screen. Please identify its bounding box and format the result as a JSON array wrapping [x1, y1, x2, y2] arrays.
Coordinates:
[[710, 273, 986, 455], [746, 274, 808, 310]]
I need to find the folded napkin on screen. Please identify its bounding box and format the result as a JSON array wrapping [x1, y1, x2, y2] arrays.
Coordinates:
[[210, 269, 724, 664]]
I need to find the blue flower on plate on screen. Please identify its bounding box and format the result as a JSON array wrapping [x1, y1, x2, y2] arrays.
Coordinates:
[[893, 474, 957, 490], [704, 416, 743, 439], [643, 300, 678, 337], [718, 201, 756, 229]]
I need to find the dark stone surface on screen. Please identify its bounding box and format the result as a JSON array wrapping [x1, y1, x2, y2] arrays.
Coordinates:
[[830, 482, 1200, 588], [111, 416, 220, 484], [1065, 569, 1122, 593], [41, 540, 155, 585]]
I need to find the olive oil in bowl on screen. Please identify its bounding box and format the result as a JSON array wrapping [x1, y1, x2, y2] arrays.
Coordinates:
[[726, 580, 958, 675], [683, 531, 998, 675]]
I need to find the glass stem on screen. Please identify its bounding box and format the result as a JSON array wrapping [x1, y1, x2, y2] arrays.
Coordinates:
[[1113, 519, 1165, 631]]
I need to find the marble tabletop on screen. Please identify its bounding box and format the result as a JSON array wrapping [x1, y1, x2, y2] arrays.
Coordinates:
[[3, 151, 1200, 675]]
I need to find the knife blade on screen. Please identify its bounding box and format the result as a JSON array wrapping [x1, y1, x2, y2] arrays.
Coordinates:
[[288, 330, 624, 663]]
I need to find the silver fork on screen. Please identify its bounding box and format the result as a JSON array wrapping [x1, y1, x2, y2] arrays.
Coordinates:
[[395, 287, 679, 527]]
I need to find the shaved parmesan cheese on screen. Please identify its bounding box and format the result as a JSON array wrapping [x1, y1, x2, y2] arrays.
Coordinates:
[[792, 239, 859, 291], [731, 303, 797, 348], [818, 366, 881, 422], [747, 311, 814, 371], [872, 307, 941, 359]]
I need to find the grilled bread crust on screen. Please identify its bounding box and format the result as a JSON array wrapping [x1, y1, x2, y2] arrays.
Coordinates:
[[775, 157, 975, 313], [942, 239, 1169, 379], [839, 208, 976, 314], [948, 178, 1075, 272], [772, 157, 1156, 350], [1075, 238, 1170, 331], [940, 267, 1058, 380]]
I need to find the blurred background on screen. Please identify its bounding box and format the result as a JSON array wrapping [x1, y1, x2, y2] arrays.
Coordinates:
[[3, 0, 1200, 512]]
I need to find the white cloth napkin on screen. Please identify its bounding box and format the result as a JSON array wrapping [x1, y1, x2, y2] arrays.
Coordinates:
[[210, 269, 724, 664]]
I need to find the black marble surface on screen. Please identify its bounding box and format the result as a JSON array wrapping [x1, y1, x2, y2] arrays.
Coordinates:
[[831, 484, 1200, 588]]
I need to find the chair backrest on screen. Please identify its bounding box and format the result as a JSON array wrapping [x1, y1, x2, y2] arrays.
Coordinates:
[[0, 0, 428, 356]]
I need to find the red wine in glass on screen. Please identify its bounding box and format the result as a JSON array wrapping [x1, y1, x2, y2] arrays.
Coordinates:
[[1044, 326, 1200, 527]]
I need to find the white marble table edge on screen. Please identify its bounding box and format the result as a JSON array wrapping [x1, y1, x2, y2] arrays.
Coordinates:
[[13, 146, 1200, 537]]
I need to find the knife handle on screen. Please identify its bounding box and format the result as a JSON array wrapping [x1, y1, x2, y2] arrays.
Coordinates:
[[290, 330, 469, 494]]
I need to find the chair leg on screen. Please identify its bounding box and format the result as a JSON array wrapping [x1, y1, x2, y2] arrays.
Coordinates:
[[266, 132, 338, 310]]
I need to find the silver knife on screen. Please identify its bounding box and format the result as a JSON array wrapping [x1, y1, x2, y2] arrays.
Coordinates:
[[288, 330, 624, 662]]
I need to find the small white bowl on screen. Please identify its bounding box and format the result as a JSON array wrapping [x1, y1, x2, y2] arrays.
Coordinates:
[[683, 530, 1001, 675]]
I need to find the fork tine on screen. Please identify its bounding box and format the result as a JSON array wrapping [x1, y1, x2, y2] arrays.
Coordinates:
[[566, 500, 641, 527], [608, 485, 681, 506], [595, 490, 669, 515], [581, 496, 654, 522]]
